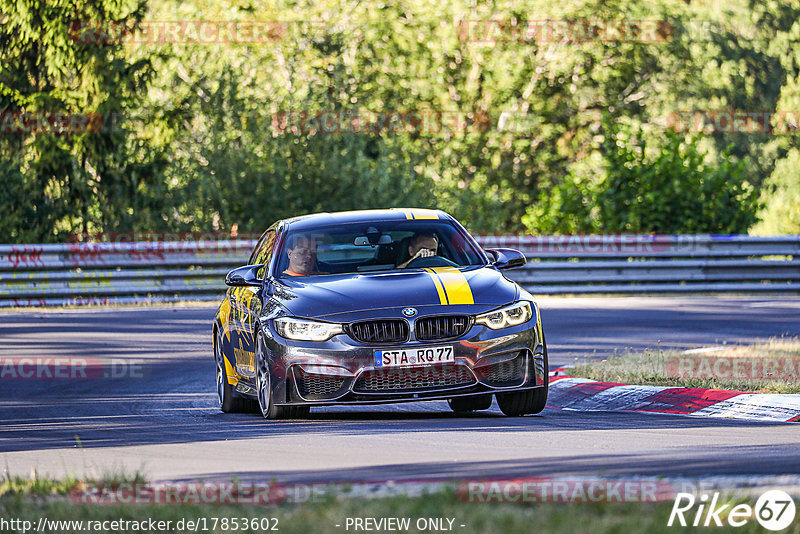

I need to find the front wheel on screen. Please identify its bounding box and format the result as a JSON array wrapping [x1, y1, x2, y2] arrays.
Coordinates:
[[496, 342, 549, 416], [255, 334, 309, 420], [214, 330, 252, 413], [496, 387, 548, 416]]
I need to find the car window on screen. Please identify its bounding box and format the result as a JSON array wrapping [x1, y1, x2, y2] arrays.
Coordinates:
[[317, 241, 378, 263], [251, 230, 277, 279], [248, 230, 269, 265], [276, 220, 484, 278]]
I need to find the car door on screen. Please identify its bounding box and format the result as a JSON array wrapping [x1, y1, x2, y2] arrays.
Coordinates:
[[234, 228, 278, 379]]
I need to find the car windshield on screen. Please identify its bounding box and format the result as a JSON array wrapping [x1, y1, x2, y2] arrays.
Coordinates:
[[275, 220, 485, 278]]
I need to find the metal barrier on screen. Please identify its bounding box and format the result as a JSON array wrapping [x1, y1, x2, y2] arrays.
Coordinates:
[[480, 235, 800, 294], [0, 235, 798, 307]]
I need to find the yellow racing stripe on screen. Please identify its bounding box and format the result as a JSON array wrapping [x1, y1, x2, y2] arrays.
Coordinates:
[[223, 354, 239, 386], [409, 209, 440, 219], [425, 268, 449, 305], [218, 298, 232, 342], [431, 267, 474, 305], [401, 208, 440, 219]]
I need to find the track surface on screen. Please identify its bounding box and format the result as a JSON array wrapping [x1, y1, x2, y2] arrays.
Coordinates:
[[1, 296, 799, 483]]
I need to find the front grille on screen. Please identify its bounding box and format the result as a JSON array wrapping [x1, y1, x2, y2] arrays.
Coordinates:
[[348, 319, 408, 344], [415, 315, 470, 341], [353, 364, 476, 393], [476, 352, 527, 387], [294, 368, 348, 400]]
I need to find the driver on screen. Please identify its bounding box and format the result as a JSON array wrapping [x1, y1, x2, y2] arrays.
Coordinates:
[[397, 233, 439, 269], [283, 234, 320, 276]]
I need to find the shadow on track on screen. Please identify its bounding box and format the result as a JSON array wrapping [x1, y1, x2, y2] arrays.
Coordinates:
[[176, 442, 800, 484], [1, 358, 790, 454]]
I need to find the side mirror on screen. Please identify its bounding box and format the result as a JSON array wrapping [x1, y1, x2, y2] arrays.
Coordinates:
[[485, 248, 526, 270], [225, 264, 264, 287]]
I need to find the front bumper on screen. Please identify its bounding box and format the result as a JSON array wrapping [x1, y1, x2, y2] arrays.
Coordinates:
[[260, 317, 546, 406]]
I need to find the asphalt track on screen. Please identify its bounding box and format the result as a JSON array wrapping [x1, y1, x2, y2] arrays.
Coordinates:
[[1, 296, 799, 485]]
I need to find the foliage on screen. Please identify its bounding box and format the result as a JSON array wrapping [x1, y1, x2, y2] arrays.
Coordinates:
[[2, 0, 800, 242], [752, 148, 800, 235], [524, 122, 760, 234], [0, 0, 170, 242]]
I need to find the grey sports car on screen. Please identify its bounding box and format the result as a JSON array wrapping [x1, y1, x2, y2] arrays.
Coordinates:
[[213, 208, 548, 419]]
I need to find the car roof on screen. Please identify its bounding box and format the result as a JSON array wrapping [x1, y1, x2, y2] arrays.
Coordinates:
[[280, 208, 454, 230]]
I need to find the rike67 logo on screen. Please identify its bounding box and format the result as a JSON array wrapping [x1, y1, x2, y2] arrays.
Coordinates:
[[668, 490, 796, 531]]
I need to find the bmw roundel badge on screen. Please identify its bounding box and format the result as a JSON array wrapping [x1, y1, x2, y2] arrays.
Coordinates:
[[402, 307, 417, 318]]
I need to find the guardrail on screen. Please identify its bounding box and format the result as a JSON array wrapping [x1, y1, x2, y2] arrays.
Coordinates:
[[0, 235, 797, 306], [481, 234, 800, 294]]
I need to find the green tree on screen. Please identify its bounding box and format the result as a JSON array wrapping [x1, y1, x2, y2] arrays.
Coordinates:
[[0, 0, 166, 242], [3, 0, 798, 242], [752, 148, 800, 235], [524, 122, 760, 233]]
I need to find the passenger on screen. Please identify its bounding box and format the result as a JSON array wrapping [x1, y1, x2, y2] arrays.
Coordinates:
[[283, 235, 320, 276]]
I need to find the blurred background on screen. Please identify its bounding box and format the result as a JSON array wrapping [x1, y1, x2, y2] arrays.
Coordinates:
[[1, 0, 799, 243]]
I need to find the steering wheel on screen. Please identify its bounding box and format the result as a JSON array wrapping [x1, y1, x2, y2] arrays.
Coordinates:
[[405, 255, 458, 269]]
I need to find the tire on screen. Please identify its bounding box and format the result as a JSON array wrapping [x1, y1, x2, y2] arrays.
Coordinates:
[[496, 339, 549, 416], [214, 329, 253, 413], [448, 394, 493, 413], [496, 387, 548, 416], [255, 334, 309, 420]]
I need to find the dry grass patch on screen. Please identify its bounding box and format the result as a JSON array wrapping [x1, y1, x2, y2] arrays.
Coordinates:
[[568, 339, 800, 393]]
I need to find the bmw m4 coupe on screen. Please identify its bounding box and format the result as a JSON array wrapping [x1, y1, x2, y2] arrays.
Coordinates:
[[213, 208, 548, 419]]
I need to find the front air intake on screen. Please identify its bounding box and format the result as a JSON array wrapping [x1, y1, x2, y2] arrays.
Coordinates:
[[347, 319, 409, 344], [415, 315, 470, 341]]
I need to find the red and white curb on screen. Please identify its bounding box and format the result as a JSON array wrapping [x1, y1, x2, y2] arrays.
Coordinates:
[[547, 371, 800, 423]]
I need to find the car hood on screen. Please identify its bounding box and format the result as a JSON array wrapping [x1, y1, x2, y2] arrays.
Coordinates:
[[272, 266, 520, 321]]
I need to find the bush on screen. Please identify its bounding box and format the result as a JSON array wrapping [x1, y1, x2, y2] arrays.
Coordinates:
[[751, 148, 800, 235], [524, 124, 760, 234]]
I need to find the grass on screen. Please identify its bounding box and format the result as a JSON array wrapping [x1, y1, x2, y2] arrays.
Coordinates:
[[2, 474, 797, 534], [0, 471, 148, 500], [567, 338, 800, 393]]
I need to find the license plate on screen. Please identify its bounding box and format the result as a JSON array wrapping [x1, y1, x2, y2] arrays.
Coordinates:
[[374, 345, 454, 368]]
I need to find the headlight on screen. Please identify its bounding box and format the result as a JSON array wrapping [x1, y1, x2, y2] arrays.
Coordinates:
[[475, 301, 534, 330], [274, 317, 343, 341]]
